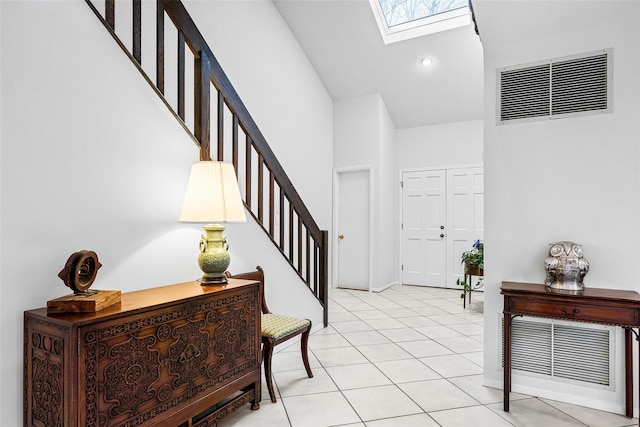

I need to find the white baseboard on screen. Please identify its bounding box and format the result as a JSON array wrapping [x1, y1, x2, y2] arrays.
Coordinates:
[[483, 377, 632, 417], [371, 281, 398, 293]]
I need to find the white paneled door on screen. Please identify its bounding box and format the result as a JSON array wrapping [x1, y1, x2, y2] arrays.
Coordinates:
[[401, 167, 484, 288], [402, 170, 447, 287], [446, 167, 484, 288], [336, 169, 370, 290]]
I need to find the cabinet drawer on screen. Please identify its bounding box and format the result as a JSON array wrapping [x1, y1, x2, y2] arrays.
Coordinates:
[[509, 298, 639, 326]]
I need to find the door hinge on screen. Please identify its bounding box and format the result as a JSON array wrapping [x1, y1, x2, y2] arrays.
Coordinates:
[[401, 264, 404, 270], [400, 181, 403, 188]]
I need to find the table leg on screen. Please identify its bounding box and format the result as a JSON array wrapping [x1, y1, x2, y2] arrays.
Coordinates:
[[504, 311, 511, 412], [625, 328, 633, 418], [463, 273, 468, 309]]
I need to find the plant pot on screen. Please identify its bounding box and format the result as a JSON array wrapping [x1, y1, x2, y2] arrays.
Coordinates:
[[465, 263, 483, 276]]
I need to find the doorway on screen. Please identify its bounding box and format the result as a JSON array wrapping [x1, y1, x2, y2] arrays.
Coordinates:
[[333, 167, 372, 290], [401, 166, 484, 288]]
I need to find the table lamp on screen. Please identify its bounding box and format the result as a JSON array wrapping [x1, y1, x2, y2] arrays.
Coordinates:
[[180, 161, 246, 284]]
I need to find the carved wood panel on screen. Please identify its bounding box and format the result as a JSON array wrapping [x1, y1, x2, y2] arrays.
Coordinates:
[[24, 319, 69, 427], [25, 280, 261, 427]]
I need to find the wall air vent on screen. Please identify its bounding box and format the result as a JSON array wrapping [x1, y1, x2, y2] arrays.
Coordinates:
[[510, 319, 552, 376], [503, 317, 614, 389], [498, 49, 612, 124]]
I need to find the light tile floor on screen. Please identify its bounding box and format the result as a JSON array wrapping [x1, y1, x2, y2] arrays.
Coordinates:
[[218, 285, 637, 427]]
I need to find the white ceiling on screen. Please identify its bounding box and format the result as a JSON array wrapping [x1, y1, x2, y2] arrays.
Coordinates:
[[274, 0, 640, 130], [273, 0, 484, 129], [472, 0, 640, 55]]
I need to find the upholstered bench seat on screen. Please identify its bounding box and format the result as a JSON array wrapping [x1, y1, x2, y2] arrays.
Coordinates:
[[262, 313, 311, 341]]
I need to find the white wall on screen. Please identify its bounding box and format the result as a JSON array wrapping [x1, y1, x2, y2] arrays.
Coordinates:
[[183, 0, 333, 229], [334, 94, 382, 170], [0, 2, 4, 421], [335, 104, 484, 292], [395, 120, 484, 170], [1, 4, 195, 424], [333, 94, 396, 290], [377, 100, 396, 288], [181, 0, 333, 321], [0, 1, 332, 424], [483, 10, 640, 414]]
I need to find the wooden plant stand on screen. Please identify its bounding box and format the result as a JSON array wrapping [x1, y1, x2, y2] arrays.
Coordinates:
[[463, 263, 483, 308]]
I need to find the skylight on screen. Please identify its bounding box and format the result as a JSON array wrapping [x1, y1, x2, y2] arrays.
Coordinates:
[[370, 0, 471, 44]]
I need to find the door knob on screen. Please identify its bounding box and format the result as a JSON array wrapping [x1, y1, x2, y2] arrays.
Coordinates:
[[440, 234, 445, 238], [440, 225, 445, 230], [338, 235, 344, 239]]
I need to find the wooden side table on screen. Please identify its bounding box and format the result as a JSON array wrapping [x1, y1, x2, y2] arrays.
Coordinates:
[[502, 281, 640, 422]]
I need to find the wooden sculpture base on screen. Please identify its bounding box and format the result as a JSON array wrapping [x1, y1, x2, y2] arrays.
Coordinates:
[[47, 290, 121, 313]]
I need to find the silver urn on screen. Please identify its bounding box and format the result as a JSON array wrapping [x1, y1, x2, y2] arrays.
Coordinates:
[[544, 241, 589, 290]]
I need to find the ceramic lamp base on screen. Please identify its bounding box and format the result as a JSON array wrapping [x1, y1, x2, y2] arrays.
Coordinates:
[[197, 223, 230, 285], [198, 276, 228, 285]]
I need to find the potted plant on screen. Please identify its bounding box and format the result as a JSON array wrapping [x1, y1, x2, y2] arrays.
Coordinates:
[[456, 241, 484, 300]]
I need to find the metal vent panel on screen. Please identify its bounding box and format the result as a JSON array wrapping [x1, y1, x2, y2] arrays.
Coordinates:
[[503, 317, 613, 388], [511, 320, 552, 375], [552, 54, 608, 116], [500, 64, 550, 122], [554, 324, 610, 385], [498, 49, 612, 124]]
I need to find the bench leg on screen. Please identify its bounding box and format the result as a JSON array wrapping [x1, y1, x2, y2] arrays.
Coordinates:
[[301, 328, 313, 378], [263, 338, 277, 403]]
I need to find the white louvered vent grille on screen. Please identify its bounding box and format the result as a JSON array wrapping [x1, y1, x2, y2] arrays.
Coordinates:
[[554, 324, 610, 385], [511, 320, 552, 375], [498, 49, 611, 124], [503, 318, 612, 387]]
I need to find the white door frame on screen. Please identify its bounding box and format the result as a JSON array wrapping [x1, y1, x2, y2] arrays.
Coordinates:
[[398, 164, 483, 287], [333, 166, 374, 290]]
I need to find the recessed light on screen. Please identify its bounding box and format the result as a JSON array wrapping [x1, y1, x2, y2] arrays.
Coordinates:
[[419, 57, 434, 68]]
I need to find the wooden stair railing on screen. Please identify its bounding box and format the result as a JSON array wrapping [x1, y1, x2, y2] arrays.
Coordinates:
[[85, 0, 328, 326]]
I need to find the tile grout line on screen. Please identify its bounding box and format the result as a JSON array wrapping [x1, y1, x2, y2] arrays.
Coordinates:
[[277, 285, 489, 427], [326, 287, 464, 426]]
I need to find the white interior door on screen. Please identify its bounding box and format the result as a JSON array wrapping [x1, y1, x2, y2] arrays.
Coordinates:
[[402, 170, 446, 287], [336, 169, 370, 290], [401, 167, 484, 288], [446, 167, 484, 288]]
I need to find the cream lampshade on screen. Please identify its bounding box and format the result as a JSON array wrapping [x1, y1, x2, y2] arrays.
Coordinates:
[[180, 161, 246, 284]]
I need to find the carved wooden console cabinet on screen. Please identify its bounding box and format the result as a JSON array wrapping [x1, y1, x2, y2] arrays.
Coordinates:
[[24, 278, 261, 427]]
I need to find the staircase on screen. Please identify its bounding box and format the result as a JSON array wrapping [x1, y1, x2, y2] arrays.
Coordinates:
[[84, 0, 328, 326]]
